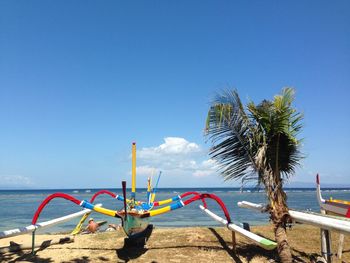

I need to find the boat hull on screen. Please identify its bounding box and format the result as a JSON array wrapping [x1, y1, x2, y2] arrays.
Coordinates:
[[122, 215, 150, 237], [317, 174, 350, 218]]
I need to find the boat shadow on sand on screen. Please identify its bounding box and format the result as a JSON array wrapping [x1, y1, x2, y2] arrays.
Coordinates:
[[118, 227, 278, 263], [0, 227, 321, 262]]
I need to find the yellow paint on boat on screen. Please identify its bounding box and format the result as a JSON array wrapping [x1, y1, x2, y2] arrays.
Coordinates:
[[131, 142, 136, 195], [94, 206, 116, 217], [329, 198, 350, 205], [150, 193, 156, 203], [149, 206, 171, 217], [157, 198, 173, 206], [71, 212, 91, 235]]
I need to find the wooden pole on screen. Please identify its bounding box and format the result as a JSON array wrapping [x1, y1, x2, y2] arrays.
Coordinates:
[[320, 209, 332, 263], [337, 234, 344, 259], [31, 230, 36, 255], [231, 231, 236, 252]]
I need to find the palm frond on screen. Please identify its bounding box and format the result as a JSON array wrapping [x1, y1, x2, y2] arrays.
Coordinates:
[[206, 90, 257, 181], [254, 87, 303, 177], [205, 87, 303, 185]]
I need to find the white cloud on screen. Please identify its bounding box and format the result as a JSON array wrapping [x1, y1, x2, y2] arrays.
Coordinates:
[[192, 159, 217, 177], [131, 137, 218, 180], [0, 175, 34, 187], [193, 170, 214, 177], [138, 137, 201, 160], [201, 159, 218, 168], [136, 165, 158, 176]]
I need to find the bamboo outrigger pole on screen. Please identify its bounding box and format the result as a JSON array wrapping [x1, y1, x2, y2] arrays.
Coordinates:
[[131, 142, 136, 200]]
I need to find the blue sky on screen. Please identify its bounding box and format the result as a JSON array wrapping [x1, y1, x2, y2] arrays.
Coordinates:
[[0, 1, 349, 189]]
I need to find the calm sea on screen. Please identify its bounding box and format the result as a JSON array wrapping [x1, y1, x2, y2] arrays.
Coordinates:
[[0, 188, 349, 234]]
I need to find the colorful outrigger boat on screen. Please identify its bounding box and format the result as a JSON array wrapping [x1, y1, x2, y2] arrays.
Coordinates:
[[29, 143, 230, 239], [317, 174, 350, 218], [0, 142, 277, 252], [0, 144, 229, 238]]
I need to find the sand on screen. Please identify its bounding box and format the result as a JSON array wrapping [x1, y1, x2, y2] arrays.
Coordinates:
[[0, 225, 349, 262]]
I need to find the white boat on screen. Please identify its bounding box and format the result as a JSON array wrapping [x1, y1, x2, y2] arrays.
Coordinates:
[[237, 201, 350, 235], [317, 174, 350, 218]]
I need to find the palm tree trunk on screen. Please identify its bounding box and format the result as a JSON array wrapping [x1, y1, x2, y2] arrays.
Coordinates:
[[266, 175, 293, 263], [273, 218, 292, 263]]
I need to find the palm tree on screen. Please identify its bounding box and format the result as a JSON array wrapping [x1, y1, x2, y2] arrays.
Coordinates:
[[205, 88, 303, 263]]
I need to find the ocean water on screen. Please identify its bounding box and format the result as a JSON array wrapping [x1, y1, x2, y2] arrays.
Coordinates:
[[0, 188, 349, 234]]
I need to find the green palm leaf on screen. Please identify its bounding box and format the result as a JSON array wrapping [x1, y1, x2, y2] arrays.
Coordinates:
[[206, 90, 257, 181], [206, 87, 303, 183]]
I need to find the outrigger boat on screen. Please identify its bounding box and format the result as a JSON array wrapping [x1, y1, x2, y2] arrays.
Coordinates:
[[0, 142, 277, 252], [317, 174, 350, 218], [29, 143, 225, 240], [0, 144, 229, 239]]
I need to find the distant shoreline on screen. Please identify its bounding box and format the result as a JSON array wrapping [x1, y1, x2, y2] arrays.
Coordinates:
[[2, 186, 350, 191]]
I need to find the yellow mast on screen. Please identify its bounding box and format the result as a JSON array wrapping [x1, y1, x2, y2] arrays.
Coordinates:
[[131, 142, 136, 199]]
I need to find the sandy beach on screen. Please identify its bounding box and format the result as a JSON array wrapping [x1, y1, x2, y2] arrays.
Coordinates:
[[0, 225, 348, 262]]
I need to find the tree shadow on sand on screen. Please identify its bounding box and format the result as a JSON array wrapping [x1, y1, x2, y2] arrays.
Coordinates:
[[0, 236, 75, 262], [0, 251, 53, 263], [0, 244, 55, 263], [1, 248, 112, 263], [291, 247, 323, 263], [61, 255, 110, 263], [61, 256, 91, 263]]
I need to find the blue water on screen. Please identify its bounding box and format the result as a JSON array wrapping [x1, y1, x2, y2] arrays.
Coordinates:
[[0, 188, 349, 234]]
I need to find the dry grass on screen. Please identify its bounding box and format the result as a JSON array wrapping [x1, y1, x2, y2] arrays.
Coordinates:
[[0, 225, 349, 262]]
